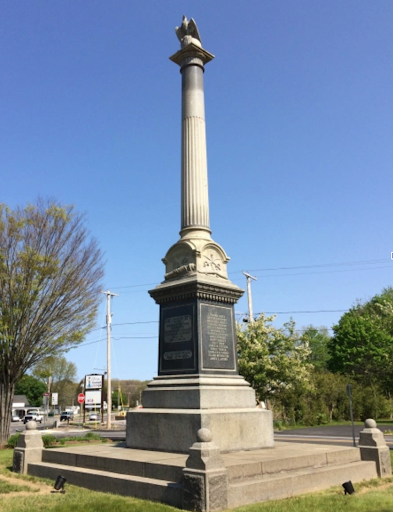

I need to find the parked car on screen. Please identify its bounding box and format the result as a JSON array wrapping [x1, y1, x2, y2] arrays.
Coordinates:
[[23, 411, 43, 424], [60, 411, 74, 422], [89, 413, 99, 421], [12, 415, 21, 422]]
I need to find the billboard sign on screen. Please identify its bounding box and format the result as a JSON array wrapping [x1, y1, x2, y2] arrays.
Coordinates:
[[85, 390, 101, 408], [85, 374, 103, 389]]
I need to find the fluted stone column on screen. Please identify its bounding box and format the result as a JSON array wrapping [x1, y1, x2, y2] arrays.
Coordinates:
[[171, 43, 213, 237]]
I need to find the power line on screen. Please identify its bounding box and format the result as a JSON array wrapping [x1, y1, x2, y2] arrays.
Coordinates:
[[76, 335, 158, 349], [110, 282, 158, 290], [112, 321, 158, 326], [229, 258, 387, 274], [261, 309, 347, 315], [250, 265, 392, 279], [106, 259, 391, 292], [112, 336, 157, 340]]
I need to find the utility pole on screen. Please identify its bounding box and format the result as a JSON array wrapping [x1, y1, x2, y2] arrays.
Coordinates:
[[242, 272, 257, 323], [101, 290, 118, 429]]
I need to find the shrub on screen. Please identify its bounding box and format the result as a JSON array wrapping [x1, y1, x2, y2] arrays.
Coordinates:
[[6, 432, 21, 448], [84, 432, 101, 441], [41, 434, 57, 448]]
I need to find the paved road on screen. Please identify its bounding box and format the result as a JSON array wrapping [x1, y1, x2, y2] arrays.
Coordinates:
[[11, 421, 393, 448], [275, 424, 393, 448], [9, 419, 127, 440]]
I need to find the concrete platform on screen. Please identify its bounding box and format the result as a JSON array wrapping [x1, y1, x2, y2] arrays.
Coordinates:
[[27, 441, 378, 509]]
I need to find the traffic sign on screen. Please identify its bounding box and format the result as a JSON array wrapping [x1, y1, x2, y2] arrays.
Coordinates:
[[78, 393, 85, 404], [43, 392, 50, 396]]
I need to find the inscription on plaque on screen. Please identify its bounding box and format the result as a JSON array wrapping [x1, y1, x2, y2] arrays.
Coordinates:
[[201, 304, 236, 371], [206, 311, 230, 362], [159, 303, 196, 374], [163, 350, 192, 360], [164, 315, 192, 343]]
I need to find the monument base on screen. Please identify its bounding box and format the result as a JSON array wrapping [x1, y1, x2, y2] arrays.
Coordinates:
[[141, 374, 258, 409], [126, 408, 273, 453]]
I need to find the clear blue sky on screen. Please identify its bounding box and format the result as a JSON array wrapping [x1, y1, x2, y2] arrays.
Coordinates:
[[1, 1, 392, 382]]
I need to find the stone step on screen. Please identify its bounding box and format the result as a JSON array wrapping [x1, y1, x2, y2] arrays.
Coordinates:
[[228, 460, 377, 508], [226, 445, 362, 482], [27, 443, 379, 510], [42, 448, 184, 482], [28, 461, 183, 508]]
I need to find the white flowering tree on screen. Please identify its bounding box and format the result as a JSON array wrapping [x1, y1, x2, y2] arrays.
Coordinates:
[[237, 313, 312, 406]]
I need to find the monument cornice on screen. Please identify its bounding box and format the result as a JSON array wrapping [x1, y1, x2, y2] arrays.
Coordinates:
[[169, 42, 214, 69], [149, 278, 244, 305]]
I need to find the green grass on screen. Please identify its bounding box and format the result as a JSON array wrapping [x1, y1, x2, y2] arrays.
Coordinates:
[[231, 482, 393, 512], [0, 449, 393, 511], [0, 479, 34, 494], [0, 449, 14, 474]]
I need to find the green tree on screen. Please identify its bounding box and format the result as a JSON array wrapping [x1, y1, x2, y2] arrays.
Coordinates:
[[328, 287, 393, 393], [0, 199, 104, 444], [119, 379, 148, 407], [32, 355, 78, 409], [112, 388, 127, 410], [301, 325, 331, 370], [236, 314, 312, 406], [14, 375, 47, 407]]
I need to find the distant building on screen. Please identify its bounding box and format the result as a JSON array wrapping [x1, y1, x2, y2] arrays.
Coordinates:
[[12, 395, 30, 408], [12, 395, 31, 419]]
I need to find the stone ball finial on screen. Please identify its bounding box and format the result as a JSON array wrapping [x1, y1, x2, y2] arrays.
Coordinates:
[[364, 418, 377, 429], [26, 420, 37, 430], [197, 428, 212, 443]]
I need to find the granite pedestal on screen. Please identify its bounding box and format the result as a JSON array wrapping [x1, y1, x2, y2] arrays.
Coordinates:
[[126, 274, 274, 453]]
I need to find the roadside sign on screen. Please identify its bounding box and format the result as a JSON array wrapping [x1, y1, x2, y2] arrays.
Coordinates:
[[85, 374, 103, 389], [85, 390, 101, 407], [78, 393, 85, 404], [43, 392, 50, 396], [52, 393, 58, 406]]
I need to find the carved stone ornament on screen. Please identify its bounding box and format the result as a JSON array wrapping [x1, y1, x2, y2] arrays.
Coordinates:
[[200, 244, 228, 279], [163, 242, 196, 277], [165, 263, 196, 281], [175, 15, 202, 48]]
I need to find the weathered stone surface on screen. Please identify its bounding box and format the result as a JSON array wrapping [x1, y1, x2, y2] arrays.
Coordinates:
[[12, 450, 24, 474], [209, 472, 228, 511], [358, 418, 392, 477], [142, 374, 257, 409], [126, 408, 274, 453], [13, 421, 43, 474], [183, 472, 206, 511], [183, 430, 228, 512]]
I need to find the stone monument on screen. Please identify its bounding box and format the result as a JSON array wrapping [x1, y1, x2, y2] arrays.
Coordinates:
[[126, 16, 273, 453]]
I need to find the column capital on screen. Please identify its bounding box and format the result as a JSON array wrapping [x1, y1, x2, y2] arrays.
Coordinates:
[[170, 42, 214, 71]]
